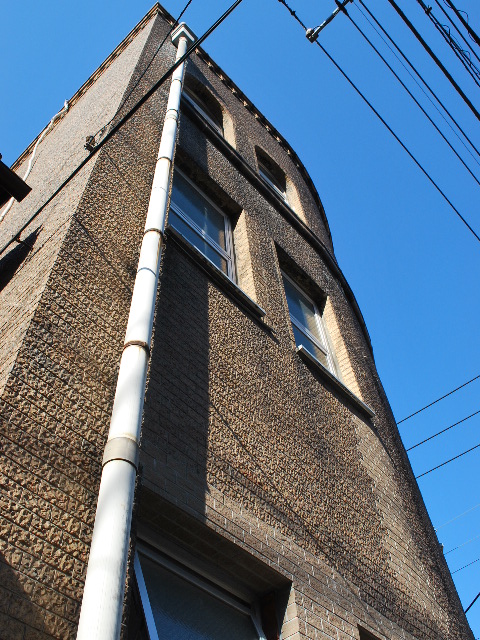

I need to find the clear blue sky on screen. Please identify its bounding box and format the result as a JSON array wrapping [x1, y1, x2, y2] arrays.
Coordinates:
[[2, 0, 480, 634]]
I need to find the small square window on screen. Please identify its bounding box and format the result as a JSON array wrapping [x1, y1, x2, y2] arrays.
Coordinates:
[[135, 549, 267, 640], [169, 170, 235, 280], [256, 149, 287, 203], [183, 86, 224, 136], [282, 271, 337, 375]]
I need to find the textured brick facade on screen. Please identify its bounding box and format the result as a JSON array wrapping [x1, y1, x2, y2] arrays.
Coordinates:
[[0, 5, 473, 640]]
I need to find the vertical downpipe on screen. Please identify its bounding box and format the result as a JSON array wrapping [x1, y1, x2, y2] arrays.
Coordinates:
[[76, 23, 196, 640]]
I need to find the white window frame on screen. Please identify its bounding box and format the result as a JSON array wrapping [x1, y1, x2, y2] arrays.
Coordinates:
[[183, 87, 224, 136], [281, 271, 337, 375], [258, 161, 287, 203], [134, 546, 267, 640], [169, 169, 236, 282]]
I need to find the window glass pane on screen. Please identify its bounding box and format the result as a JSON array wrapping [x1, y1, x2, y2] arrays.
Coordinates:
[[282, 276, 323, 344], [169, 210, 228, 274], [259, 166, 286, 199], [171, 173, 226, 250], [184, 90, 223, 135], [292, 326, 328, 369], [139, 554, 259, 640]]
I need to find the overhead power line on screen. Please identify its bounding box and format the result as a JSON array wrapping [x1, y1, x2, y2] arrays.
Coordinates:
[[435, 502, 480, 531], [385, 0, 480, 122], [415, 0, 480, 87], [397, 373, 480, 424], [92, 0, 194, 142], [452, 556, 480, 574], [445, 533, 480, 555], [415, 440, 480, 479], [406, 408, 480, 451], [434, 0, 480, 65], [276, 0, 480, 244], [345, 10, 480, 187], [0, 0, 245, 257], [465, 589, 480, 614], [357, 0, 480, 161], [443, 0, 480, 47]]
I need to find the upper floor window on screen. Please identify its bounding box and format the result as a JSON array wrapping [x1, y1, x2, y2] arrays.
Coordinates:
[[169, 170, 235, 280], [183, 81, 224, 136], [282, 271, 336, 374], [256, 148, 287, 203]]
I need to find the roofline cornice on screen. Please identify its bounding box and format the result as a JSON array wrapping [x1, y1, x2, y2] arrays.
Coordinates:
[[11, 4, 332, 244], [190, 47, 333, 244]]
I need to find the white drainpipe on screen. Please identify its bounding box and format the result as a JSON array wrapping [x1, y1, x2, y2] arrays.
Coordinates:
[[76, 23, 196, 640]]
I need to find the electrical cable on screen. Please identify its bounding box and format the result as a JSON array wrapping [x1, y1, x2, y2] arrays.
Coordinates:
[[385, 0, 480, 122], [357, 0, 480, 160], [398, 374, 480, 423], [433, 21, 480, 86], [452, 556, 480, 574], [415, 0, 480, 87], [346, 10, 480, 187], [435, 502, 480, 531], [92, 0, 195, 142], [445, 533, 480, 555], [443, 0, 480, 48], [276, 0, 480, 244], [406, 408, 480, 451], [1, 0, 194, 226], [0, 101, 70, 223], [465, 589, 480, 614], [415, 440, 480, 478], [0, 0, 245, 258], [434, 0, 480, 65]]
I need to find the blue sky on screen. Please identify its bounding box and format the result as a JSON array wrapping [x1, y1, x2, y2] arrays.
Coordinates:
[[2, 0, 480, 635]]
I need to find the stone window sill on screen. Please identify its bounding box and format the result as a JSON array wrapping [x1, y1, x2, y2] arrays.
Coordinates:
[[296, 345, 375, 419], [166, 226, 266, 323]]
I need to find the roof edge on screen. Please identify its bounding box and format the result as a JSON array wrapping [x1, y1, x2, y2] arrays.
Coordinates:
[[11, 3, 173, 172], [11, 3, 333, 244]]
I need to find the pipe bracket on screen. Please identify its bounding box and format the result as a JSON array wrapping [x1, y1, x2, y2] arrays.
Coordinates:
[[123, 340, 151, 357], [102, 436, 140, 469]]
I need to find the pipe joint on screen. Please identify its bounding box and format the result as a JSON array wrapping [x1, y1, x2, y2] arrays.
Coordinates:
[[102, 436, 140, 469], [123, 339, 151, 357]]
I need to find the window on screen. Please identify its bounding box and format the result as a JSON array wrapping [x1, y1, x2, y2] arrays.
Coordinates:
[[169, 170, 235, 280], [359, 627, 382, 640], [256, 148, 287, 203], [183, 84, 224, 136], [282, 271, 336, 375], [135, 548, 266, 640]]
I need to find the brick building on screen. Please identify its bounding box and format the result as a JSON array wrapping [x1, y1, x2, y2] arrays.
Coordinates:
[[0, 4, 473, 640]]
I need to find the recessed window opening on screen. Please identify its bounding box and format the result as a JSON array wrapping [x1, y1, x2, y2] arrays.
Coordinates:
[[135, 548, 267, 640], [256, 148, 287, 203], [358, 627, 382, 640], [183, 80, 224, 136], [282, 271, 336, 375], [169, 169, 235, 280]]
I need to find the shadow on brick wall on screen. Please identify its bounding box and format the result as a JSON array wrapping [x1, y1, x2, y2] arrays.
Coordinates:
[[0, 550, 50, 639], [141, 239, 211, 507], [0, 228, 40, 293]]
